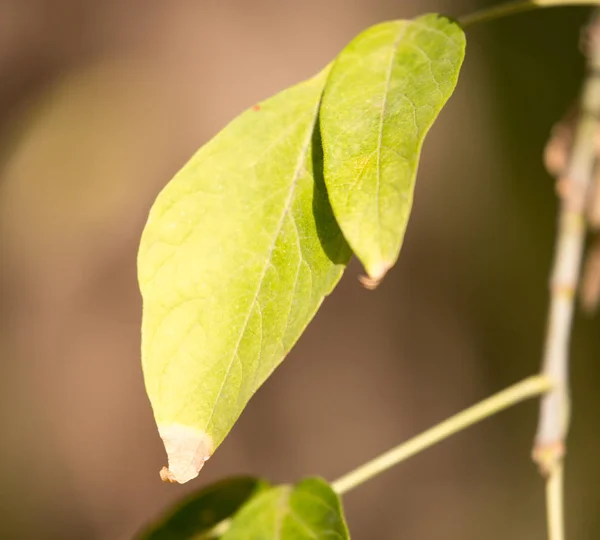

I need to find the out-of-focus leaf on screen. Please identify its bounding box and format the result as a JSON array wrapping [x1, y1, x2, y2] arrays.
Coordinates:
[[138, 476, 268, 540], [320, 14, 466, 286], [138, 68, 351, 483], [222, 477, 349, 539]]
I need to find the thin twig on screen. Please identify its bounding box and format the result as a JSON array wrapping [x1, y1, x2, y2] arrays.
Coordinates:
[[546, 462, 565, 540], [533, 10, 600, 540], [331, 375, 552, 496], [460, 0, 600, 28]]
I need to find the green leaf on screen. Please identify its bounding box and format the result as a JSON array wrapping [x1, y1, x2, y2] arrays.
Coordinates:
[[320, 14, 466, 286], [222, 478, 349, 540], [137, 477, 268, 540], [138, 68, 351, 483]]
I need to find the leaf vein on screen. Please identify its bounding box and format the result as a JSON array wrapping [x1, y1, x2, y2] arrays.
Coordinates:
[[374, 23, 409, 256], [203, 105, 319, 434]]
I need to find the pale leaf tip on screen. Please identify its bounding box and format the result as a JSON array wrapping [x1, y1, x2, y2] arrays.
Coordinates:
[[358, 274, 383, 290], [359, 261, 393, 290], [158, 424, 213, 484]]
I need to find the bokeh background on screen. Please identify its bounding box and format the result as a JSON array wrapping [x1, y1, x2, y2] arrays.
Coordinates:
[[1, 1, 598, 538]]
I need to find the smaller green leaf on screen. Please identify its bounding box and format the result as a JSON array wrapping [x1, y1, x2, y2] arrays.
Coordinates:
[[222, 477, 349, 540], [137, 476, 268, 540], [321, 13, 466, 286]]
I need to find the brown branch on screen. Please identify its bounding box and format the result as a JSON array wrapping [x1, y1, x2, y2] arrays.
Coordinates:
[[533, 9, 600, 540]]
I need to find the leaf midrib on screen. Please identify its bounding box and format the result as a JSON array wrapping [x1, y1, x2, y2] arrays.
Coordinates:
[[203, 99, 321, 436], [374, 21, 408, 264]]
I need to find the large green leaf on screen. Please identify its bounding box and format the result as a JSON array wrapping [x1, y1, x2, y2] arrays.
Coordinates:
[[320, 14, 466, 286], [222, 478, 349, 539], [137, 477, 268, 540], [138, 69, 350, 483]]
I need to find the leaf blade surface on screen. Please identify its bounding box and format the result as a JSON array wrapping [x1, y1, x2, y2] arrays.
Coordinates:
[[138, 70, 350, 483], [137, 476, 268, 539], [321, 14, 466, 283], [222, 478, 349, 540]]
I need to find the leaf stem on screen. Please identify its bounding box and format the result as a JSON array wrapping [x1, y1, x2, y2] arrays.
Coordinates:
[[331, 375, 552, 496], [545, 462, 565, 540], [459, 0, 597, 28]]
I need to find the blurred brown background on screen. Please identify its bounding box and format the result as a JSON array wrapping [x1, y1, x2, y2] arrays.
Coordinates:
[[0, 1, 598, 538]]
